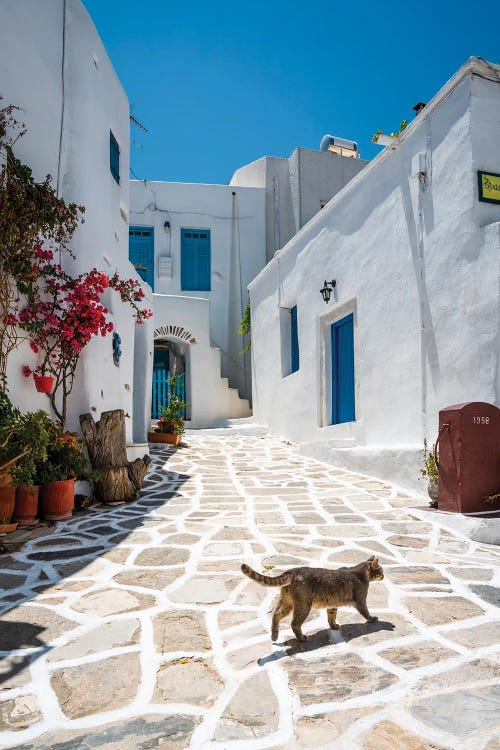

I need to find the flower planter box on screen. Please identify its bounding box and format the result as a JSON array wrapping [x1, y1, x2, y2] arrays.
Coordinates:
[[147, 431, 180, 445]]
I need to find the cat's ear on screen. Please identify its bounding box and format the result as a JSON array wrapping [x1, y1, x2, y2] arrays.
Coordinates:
[[367, 555, 375, 562], [370, 557, 379, 567]]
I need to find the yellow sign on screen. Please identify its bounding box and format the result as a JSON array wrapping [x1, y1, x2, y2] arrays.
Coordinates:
[[478, 171, 500, 204]]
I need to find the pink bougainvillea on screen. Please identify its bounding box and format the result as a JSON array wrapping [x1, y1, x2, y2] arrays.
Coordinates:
[[19, 250, 152, 427]]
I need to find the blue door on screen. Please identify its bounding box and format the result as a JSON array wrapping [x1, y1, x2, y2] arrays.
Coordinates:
[[331, 314, 355, 424], [181, 229, 211, 290], [290, 305, 299, 373], [129, 226, 154, 290]]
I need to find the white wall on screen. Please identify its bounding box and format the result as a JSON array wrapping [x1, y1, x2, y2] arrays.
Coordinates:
[[152, 295, 250, 426], [231, 148, 368, 262], [129, 180, 266, 403], [1, 0, 152, 441], [249, 58, 500, 492]]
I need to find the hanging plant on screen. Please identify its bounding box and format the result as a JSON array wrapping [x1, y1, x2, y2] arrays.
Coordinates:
[[237, 298, 251, 354]]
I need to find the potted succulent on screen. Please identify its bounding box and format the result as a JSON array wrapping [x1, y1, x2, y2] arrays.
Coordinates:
[[38, 438, 89, 520], [148, 375, 186, 446], [420, 438, 439, 508]]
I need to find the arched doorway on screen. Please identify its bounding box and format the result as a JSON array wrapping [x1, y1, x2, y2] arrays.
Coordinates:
[[152, 340, 187, 419], [152, 326, 196, 421]]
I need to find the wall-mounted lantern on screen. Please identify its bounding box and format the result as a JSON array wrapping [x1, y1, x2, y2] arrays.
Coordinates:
[[320, 279, 336, 303]]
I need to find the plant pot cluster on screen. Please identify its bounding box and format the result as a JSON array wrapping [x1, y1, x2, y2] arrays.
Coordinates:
[[0, 393, 87, 532]]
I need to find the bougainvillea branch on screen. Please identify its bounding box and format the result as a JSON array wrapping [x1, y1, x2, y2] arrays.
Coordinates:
[[0, 99, 84, 391], [19, 248, 152, 427]]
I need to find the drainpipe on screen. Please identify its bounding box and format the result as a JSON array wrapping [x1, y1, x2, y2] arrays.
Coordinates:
[[273, 175, 280, 252], [56, 0, 67, 199]]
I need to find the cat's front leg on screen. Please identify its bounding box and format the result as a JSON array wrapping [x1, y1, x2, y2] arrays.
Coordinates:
[[327, 607, 339, 630], [291, 607, 310, 642], [354, 600, 378, 623]]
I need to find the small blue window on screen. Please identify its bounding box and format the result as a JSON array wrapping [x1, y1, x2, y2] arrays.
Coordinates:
[[110, 130, 120, 184], [290, 305, 299, 373], [181, 228, 211, 291]]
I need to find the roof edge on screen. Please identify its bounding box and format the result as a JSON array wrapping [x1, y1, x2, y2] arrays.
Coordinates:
[[248, 56, 500, 292]]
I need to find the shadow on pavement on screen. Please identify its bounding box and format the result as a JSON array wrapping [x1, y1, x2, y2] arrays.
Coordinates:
[[0, 444, 189, 687], [258, 619, 396, 664]]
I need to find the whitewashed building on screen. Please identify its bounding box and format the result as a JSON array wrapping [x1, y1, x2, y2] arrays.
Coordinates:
[[0, 0, 154, 445], [249, 57, 500, 492], [129, 181, 265, 426], [231, 143, 368, 263], [130, 147, 366, 426]]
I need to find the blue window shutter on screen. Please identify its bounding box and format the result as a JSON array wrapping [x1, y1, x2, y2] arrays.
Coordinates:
[[331, 313, 355, 424], [290, 305, 299, 373], [181, 229, 211, 290], [129, 226, 154, 290], [196, 236, 211, 291], [110, 131, 120, 184]]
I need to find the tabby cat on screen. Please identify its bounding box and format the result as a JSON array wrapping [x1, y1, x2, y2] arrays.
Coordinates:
[[241, 556, 384, 642]]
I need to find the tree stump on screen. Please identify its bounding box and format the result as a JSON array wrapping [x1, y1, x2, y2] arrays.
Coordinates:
[[80, 410, 152, 504]]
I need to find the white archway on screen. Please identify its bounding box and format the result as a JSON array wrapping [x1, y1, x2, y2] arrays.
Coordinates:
[[153, 325, 196, 344]]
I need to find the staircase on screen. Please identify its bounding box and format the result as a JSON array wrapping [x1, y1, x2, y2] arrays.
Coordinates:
[[209, 345, 251, 420]]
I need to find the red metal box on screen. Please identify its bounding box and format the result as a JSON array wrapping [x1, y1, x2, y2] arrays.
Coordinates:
[[437, 402, 500, 513]]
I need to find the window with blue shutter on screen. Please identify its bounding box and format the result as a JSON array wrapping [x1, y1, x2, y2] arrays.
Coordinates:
[[181, 228, 211, 291], [129, 226, 154, 290], [110, 130, 120, 184], [331, 313, 355, 424], [290, 305, 299, 373]]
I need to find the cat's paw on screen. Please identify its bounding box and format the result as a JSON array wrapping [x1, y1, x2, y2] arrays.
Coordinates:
[[367, 616, 378, 623], [295, 633, 308, 642], [329, 623, 340, 630], [271, 631, 279, 642]]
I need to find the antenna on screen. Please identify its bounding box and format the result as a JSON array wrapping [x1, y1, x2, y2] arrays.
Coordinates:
[[130, 113, 148, 150]]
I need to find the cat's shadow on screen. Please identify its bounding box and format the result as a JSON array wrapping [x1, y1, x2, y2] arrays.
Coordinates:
[[258, 620, 396, 664]]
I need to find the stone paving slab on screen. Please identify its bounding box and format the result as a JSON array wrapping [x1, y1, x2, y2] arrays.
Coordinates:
[[0, 432, 498, 749]]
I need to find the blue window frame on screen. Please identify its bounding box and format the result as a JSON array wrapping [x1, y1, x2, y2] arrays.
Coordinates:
[[181, 228, 211, 291], [110, 130, 120, 184], [129, 226, 154, 290], [290, 305, 299, 373], [331, 313, 355, 424]]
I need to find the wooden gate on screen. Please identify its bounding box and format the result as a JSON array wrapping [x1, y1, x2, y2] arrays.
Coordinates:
[[152, 369, 186, 419]]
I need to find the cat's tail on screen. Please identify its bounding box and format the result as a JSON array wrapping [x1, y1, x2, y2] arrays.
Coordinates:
[[241, 563, 294, 587]]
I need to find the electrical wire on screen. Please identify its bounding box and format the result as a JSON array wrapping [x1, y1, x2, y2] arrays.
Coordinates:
[[56, 0, 67, 199]]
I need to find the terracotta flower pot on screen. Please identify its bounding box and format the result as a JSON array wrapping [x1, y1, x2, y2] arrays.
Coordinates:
[[57, 432, 78, 448], [0, 473, 17, 533], [40, 478, 75, 520], [33, 375, 54, 393], [13, 485, 40, 526], [147, 431, 180, 445]]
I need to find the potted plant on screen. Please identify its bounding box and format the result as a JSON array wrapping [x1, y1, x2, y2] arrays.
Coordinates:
[[148, 375, 186, 445], [11, 410, 56, 526], [38, 438, 89, 520], [420, 438, 439, 508], [0, 393, 28, 532]]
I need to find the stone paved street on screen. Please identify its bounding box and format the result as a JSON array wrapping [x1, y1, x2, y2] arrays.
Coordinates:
[[0, 431, 499, 749]]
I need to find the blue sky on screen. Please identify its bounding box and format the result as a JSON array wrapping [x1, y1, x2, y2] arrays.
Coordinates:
[[83, 0, 500, 185]]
